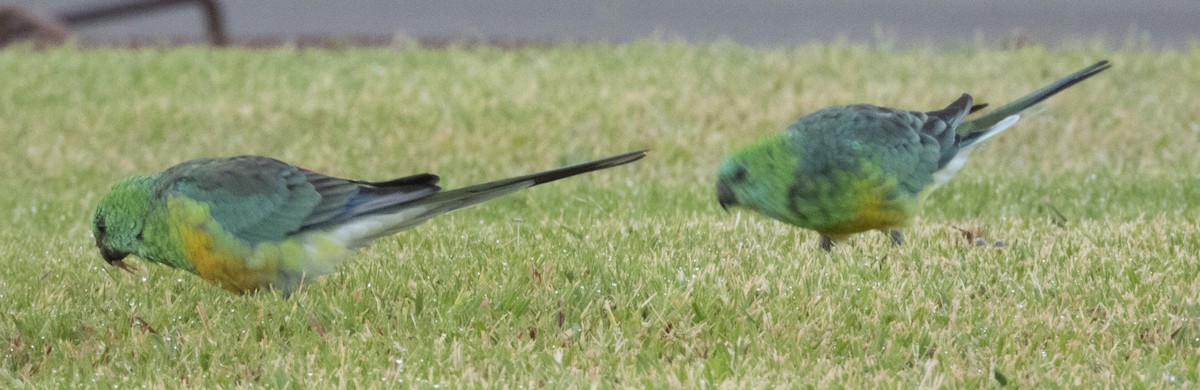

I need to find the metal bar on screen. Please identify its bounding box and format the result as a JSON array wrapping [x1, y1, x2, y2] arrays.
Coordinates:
[[0, 6, 70, 45], [0, 0, 227, 46], [195, 0, 226, 45], [59, 0, 194, 24]]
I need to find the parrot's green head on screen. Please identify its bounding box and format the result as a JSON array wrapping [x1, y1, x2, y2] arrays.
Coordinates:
[[716, 138, 797, 216], [93, 176, 155, 272]]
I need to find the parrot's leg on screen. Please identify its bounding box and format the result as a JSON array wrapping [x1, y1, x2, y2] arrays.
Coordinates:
[[818, 235, 834, 252], [886, 229, 905, 246]]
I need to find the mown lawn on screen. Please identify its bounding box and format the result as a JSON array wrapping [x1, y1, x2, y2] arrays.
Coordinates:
[[1, 40, 1197, 387]]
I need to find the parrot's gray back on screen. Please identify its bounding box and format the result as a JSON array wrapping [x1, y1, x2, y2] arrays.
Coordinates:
[[783, 95, 973, 196]]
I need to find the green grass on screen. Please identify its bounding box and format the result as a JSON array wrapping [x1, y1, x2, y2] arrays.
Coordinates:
[[2, 40, 1199, 387]]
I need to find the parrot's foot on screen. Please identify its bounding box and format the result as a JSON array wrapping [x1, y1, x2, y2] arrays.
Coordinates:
[[887, 229, 905, 246], [818, 235, 833, 252]]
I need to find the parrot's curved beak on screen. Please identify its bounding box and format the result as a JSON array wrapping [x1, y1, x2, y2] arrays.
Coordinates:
[[716, 179, 737, 212], [99, 246, 134, 273]]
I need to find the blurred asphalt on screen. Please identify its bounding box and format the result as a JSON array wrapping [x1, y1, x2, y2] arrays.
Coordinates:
[[18, 0, 1200, 47]]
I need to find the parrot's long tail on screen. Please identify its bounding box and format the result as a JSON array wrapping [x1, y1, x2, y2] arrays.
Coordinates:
[[414, 150, 647, 217], [927, 60, 1110, 193], [328, 150, 647, 246], [958, 60, 1111, 138]]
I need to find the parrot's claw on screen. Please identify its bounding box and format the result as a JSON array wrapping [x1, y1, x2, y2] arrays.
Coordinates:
[[111, 259, 136, 273], [887, 230, 905, 246], [818, 235, 833, 252]]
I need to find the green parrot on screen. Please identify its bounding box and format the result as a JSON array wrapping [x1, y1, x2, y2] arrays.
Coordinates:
[[716, 61, 1110, 251], [93, 150, 646, 296]]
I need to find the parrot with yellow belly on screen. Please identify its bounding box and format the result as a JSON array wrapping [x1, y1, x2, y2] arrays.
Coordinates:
[[716, 61, 1110, 250], [93, 150, 646, 296]]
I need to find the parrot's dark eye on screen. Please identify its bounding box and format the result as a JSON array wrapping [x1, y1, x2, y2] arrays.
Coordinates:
[[96, 218, 107, 236], [730, 166, 748, 183]]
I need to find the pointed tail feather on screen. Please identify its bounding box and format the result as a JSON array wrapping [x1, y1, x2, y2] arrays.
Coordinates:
[[413, 150, 647, 216], [926, 93, 975, 130], [958, 60, 1111, 135], [328, 150, 647, 245]]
